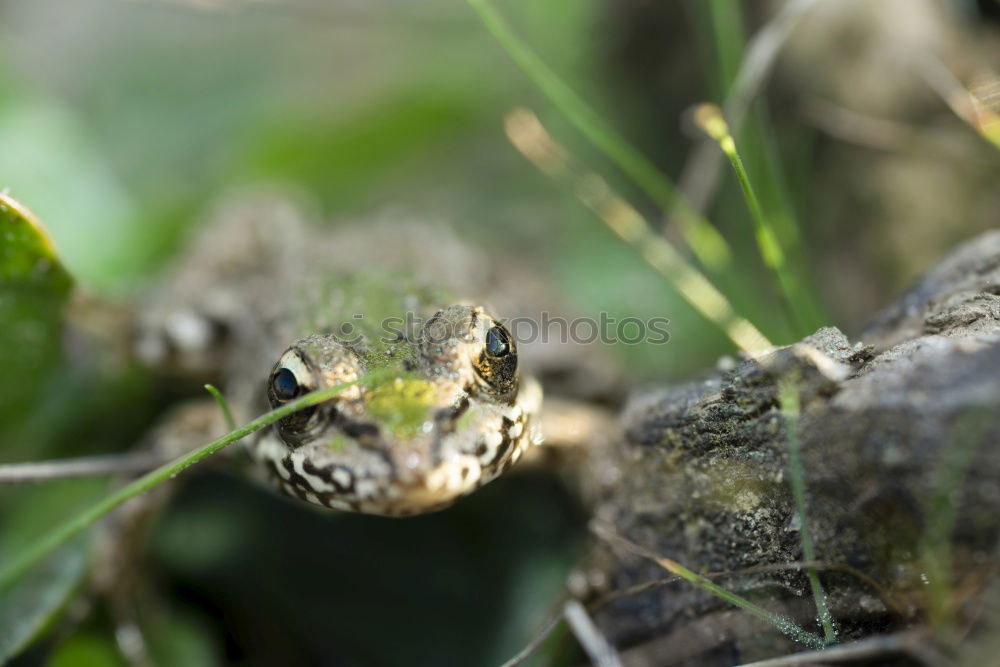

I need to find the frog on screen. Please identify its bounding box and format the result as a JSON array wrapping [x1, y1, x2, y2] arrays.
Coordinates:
[[2, 188, 619, 664], [250, 305, 541, 516], [133, 188, 615, 517]]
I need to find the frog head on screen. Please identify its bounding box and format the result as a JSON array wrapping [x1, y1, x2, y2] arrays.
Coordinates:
[[251, 305, 540, 516]]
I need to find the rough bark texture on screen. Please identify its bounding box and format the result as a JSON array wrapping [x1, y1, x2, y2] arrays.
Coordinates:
[[587, 231, 1000, 666]]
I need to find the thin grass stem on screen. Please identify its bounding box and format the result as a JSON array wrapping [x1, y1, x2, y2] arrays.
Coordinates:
[[0, 371, 395, 591], [674, 0, 825, 221], [592, 522, 826, 651], [504, 107, 771, 355], [467, 0, 732, 273], [204, 384, 237, 431], [778, 381, 836, 644], [694, 104, 814, 334]]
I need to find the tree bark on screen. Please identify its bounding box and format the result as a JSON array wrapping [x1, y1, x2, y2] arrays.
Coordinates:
[[587, 231, 1000, 666]]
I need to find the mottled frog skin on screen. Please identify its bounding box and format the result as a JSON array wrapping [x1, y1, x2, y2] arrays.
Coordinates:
[[136, 191, 551, 516]]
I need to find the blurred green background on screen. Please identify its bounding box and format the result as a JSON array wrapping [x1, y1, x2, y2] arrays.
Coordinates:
[[1, 0, 998, 665]]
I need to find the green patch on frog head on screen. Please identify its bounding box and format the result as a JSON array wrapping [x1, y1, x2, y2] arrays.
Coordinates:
[[297, 270, 455, 374], [363, 338, 417, 373], [364, 376, 437, 439], [299, 271, 454, 340], [325, 435, 351, 452]]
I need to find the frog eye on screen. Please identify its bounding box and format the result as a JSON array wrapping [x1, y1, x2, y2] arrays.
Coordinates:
[[474, 321, 518, 401], [485, 326, 511, 358], [267, 350, 313, 410], [268, 351, 319, 439], [270, 368, 300, 401]]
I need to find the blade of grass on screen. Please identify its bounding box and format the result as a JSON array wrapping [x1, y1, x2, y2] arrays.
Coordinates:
[[504, 108, 771, 355], [707, 0, 745, 96], [682, 0, 828, 333], [694, 104, 814, 335], [707, 0, 807, 276], [592, 522, 827, 651], [589, 557, 898, 617], [675, 0, 825, 221], [204, 383, 236, 431], [0, 370, 396, 591], [467, 0, 733, 273], [777, 380, 836, 644]]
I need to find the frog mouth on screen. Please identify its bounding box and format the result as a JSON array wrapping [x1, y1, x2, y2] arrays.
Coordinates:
[[260, 421, 487, 517], [278, 390, 470, 455], [274, 398, 378, 450], [258, 393, 530, 517]]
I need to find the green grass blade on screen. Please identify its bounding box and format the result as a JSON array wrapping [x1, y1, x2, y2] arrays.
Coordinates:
[[467, 0, 733, 273], [204, 384, 236, 431], [695, 105, 816, 336], [778, 380, 836, 644], [592, 523, 826, 651], [707, 0, 745, 96], [693, 0, 829, 332], [0, 372, 394, 592], [504, 108, 771, 355]]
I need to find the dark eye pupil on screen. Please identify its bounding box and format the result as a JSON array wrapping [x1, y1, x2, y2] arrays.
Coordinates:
[[485, 327, 509, 357], [272, 368, 300, 400]]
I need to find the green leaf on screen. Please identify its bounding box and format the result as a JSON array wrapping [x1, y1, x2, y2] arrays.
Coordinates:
[[0, 479, 104, 663], [0, 541, 89, 663], [0, 193, 73, 423], [0, 193, 71, 288]]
